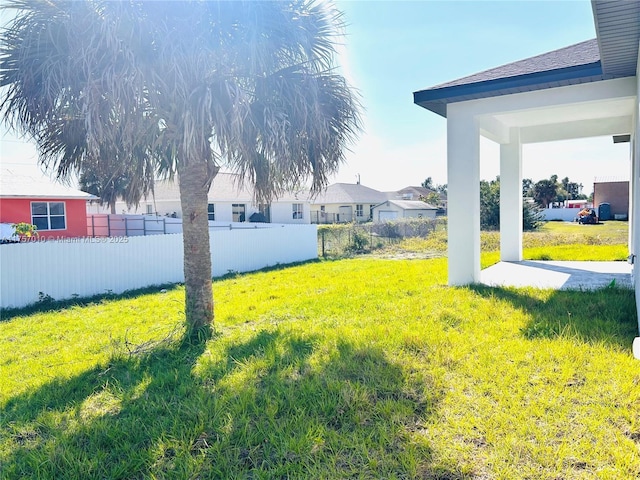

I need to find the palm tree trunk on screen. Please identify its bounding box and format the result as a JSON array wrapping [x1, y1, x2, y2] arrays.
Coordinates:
[[110, 201, 116, 214], [177, 160, 214, 338]]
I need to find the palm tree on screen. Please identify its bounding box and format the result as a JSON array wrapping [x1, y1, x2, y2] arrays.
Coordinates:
[[79, 153, 155, 214], [1, 0, 360, 338]]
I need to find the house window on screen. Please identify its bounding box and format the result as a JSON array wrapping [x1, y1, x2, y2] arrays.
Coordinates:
[[356, 204, 364, 217], [208, 203, 215, 221], [146, 204, 153, 215], [292, 203, 303, 220], [232, 203, 246, 222], [31, 201, 66, 231]]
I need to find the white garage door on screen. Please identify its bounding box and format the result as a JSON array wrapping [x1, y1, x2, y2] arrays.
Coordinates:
[[378, 210, 398, 221]]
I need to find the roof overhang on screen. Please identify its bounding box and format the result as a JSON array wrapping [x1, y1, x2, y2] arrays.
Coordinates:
[[592, 0, 640, 76], [414, 62, 607, 117], [414, 1, 639, 119], [468, 77, 636, 144], [1, 194, 97, 200]]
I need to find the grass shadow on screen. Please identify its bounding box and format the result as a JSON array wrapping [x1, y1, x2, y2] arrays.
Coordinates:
[[0, 326, 465, 478], [469, 284, 637, 349], [0, 328, 467, 479]]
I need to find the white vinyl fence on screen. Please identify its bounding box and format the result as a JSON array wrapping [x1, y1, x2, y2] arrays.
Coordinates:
[[541, 208, 582, 222], [1, 225, 317, 309]]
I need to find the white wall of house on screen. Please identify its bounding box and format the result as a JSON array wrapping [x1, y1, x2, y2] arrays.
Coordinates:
[[87, 199, 310, 224], [86, 199, 182, 216], [270, 202, 310, 224], [0, 224, 318, 309], [633, 49, 640, 350], [310, 203, 375, 222], [371, 203, 436, 222]]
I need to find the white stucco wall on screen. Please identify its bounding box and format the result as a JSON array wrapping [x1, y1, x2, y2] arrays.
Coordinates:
[[633, 47, 640, 347], [270, 202, 310, 224], [310, 203, 375, 223], [444, 78, 637, 285], [87, 198, 312, 224], [371, 203, 436, 222]]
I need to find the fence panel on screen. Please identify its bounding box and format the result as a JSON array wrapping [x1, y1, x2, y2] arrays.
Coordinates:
[[541, 208, 581, 222], [1, 225, 317, 309], [317, 218, 447, 257]]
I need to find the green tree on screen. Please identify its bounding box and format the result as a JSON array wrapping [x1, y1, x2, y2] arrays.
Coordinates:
[[1, 0, 361, 338], [523, 202, 544, 231], [481, 176, 542, 231], [480, 177, 501, 230], [424, 192, 441, 207], [422, 177, 434, 190], [532, 179, 558, 208], [79, 156, 153, 214], [561, 177, 584, 200]]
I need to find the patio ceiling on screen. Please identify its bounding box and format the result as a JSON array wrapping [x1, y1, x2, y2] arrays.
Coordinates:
[[469, 77, 637, 144]]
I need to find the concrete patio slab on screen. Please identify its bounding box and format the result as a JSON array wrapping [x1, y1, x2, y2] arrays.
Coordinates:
[[480, 261, 633, 290]]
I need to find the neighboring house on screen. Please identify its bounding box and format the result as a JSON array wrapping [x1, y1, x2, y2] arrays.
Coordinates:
[[372, 200, 437, 222], [0, 167, 96, 239], [395, 186, 447, 205], [309, 182, 388, 223], [593, 180, 629, 219], [87, 172, 311, 224], [413, 1, 640, 349], [392, 185, 447, 213]]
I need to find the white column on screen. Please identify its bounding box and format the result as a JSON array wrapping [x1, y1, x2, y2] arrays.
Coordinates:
[[447, 107, 480, 285], [633, 64, 640, 357], [499, 128, 523, 261]]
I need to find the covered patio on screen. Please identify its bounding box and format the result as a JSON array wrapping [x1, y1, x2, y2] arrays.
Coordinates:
[[413, 1, 639, 353], [481, 260, 632, 290]]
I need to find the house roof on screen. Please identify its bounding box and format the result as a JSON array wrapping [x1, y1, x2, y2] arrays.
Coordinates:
[[376, 200, 437, 210], [592, 0, 640, 76], [395, 186, 444, 199], [0, 167, 96, 199], [414, 39, 608, 117], [148, 172, 308, 203], [414, 1, 640, 118], [310, 183, 388, 205]]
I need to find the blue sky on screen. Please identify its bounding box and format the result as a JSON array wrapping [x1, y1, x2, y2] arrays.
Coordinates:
[[1, 0, 631, 195], [331, 0, 630, 193]]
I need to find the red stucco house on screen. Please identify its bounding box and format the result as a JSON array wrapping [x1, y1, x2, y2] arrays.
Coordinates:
[[0, 167, 95, 239]]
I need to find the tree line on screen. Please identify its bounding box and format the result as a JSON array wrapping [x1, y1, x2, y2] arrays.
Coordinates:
[[522, 175, 587, 208], [479, 174, 586, 230]]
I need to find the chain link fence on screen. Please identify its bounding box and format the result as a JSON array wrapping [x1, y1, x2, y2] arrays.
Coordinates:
[[317, 217, 447, 257]]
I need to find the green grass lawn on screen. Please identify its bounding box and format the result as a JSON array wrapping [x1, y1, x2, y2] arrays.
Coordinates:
[[393, 220, 631, 263], [2, 244, 639, 478]]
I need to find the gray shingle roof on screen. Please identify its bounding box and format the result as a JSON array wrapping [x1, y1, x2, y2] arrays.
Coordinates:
[[414, 39, 608, 117], [144, 172, 308, 203], [414, 1, 640, 119], [430, 39, 601, 89], [311, 183, 388, 205]]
